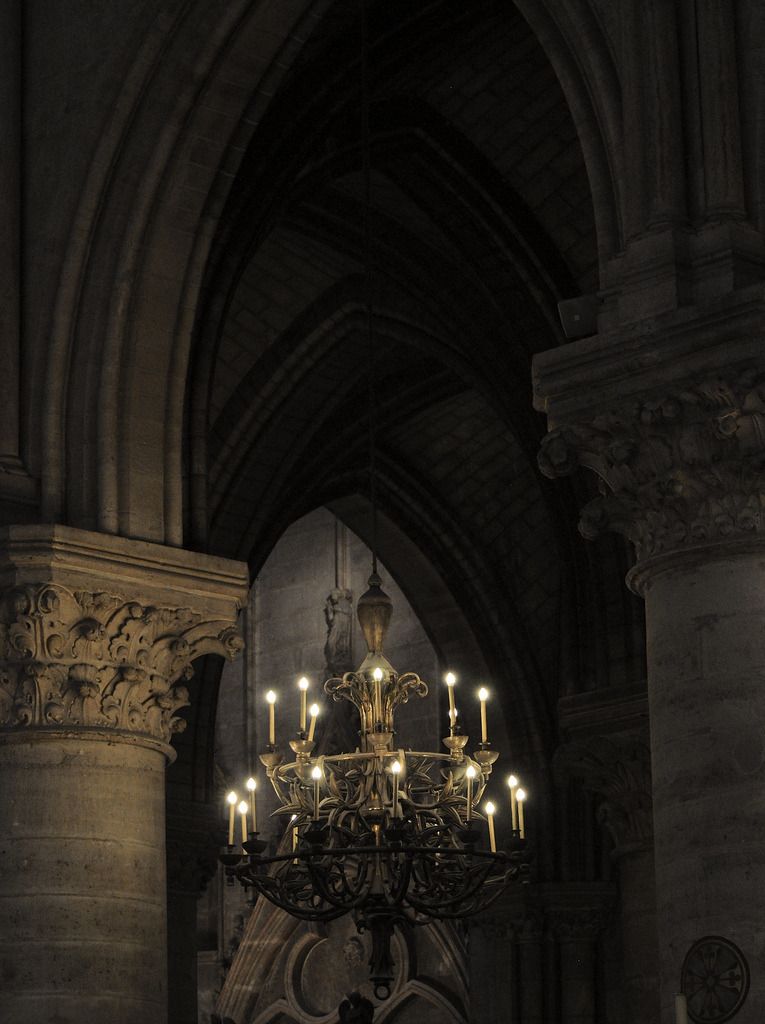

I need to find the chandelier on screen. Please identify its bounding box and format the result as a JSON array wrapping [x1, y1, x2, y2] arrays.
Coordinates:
[[220, 571, 529, 999]]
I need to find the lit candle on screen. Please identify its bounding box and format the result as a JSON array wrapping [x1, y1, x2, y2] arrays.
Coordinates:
[[516, 787, 526, 839], [373, 667, 383, 725], [391, 759, 401, 817], [445, 672, 457, 732], [466, 764, 476, 822], [238, 800, 248, 845], [291, 813, 298, 852], [308, 703, 319, 742], [311, 764, 322, 819], [266, 690, 277, 745], [246, 777, 257, 832], [478, 687, 489, 743], [507, 775, 519, 832], [226, 790, 238, 846], [674, 994, 688, 1024], [298, 676, 309, 732], [485, 801, 497, 853]]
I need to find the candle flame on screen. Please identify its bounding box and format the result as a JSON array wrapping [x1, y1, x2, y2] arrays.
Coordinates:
[[266, 690, 277, 704], [246, 777, 256, 791], [309, 703, 319, 717], [445, 672, 456, 686], [485, 801, 496, 815], [478, 687, 489, 701], [507, 775, 518, 788], [516, 788, 527, 802], [237, 800, 248, 815], [372, 667, 383, 682], [298, 676, 309, 690], [311, 765, 322, 780], [466, 765, 477, 779], [391, 760, 402, 774], [226, 790, 238, 805]]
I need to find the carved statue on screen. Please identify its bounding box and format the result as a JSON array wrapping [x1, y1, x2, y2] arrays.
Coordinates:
[[338, 992, 374, 1023], [324, 587, 353, 676]]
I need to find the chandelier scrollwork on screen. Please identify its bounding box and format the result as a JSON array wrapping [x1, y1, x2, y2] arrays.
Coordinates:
[[220, 572, 529, 1000]]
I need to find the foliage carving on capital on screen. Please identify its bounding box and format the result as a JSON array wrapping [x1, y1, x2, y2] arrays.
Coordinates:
[[554, 735, 653, 856], [538, 369, 765, 560], [0, 584, 243, 743]]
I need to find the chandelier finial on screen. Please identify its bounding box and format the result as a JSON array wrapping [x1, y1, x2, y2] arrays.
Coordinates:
[[357, 570, 392, 654]]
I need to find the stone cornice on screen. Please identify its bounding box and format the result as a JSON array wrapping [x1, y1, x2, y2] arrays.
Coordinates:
[[533, 285, 765, 427]]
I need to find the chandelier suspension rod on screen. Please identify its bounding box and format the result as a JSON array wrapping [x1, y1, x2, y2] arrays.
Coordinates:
[[361, 0, 378, 574]]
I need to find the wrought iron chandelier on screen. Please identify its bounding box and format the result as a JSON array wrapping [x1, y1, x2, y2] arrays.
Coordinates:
[[220, 573, 529, 999]]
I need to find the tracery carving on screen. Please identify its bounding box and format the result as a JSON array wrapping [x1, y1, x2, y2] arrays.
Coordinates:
[[538, 369, 765, 561], [0, 584, 243, 744], [554, 735, 653, 856]]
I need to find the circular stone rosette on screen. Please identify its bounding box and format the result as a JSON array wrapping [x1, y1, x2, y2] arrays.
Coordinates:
[[681, 936, 749, 1023]]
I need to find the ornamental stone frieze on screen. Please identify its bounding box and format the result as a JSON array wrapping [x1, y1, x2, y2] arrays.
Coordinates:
[[0, 524, 249, 751], [554, 735, 653, 857], [538, 368, 765, 562]]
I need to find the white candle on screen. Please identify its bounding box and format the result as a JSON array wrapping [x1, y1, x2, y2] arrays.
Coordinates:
[[391, 759, 401, 817], [266, 690, 276, 745], [478, 688, 489, 743], [516, 787, 526, 839], [311, 764, 322, 819], [507, 775, 519, 831], [238, 800, 248, 845], [674, 994, 688, 1024], [308, 703, 319, 742], [226, 790, 238, 846], [466, 764, 476, 822], [485, 801, 496, 852], [246, 777, 257, 832], [445, 672, 456, 732], [298, 676, 309, 732], [291, 814, 298, 852]]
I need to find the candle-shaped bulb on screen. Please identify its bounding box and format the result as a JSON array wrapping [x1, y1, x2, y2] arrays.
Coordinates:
[[226, 790, 238, 846], [465, 763, 476, 822], [485, 800, 497, 852], [372, 667, 383, 682], [237, 800, 248, 815], [445, 672, 457, 732], [516, 787, 526, 838], [297, 676, 309, 731], [507, 774, 518, 788], [478, 687, 489, 743], [308, 702, 319, 742], [485, 800, 495, 814], [311, 765, 322, 781], [391, 759, 402, 774], [311, 764, 322, 819], [508, 775, 519, 830], [246, 777, 256, 792], [265, 690, 277, 745], [466, 764, 477, 780], [445, 672, 456, 686]]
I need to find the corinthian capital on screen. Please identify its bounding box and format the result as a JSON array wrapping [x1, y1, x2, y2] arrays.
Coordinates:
[[0, 525, 249, 752], [538, 369, 765, 561], [0, 584, 242, 743]]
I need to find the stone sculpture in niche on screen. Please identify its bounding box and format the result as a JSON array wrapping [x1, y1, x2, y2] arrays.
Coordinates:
[[324, 587, 353, 676]]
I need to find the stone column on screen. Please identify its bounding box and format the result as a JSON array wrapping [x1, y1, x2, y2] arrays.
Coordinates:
[[0, 525, 247, 1024], [543, 887, 612, 1024], [514, 912, 544, 1024], [535, 318, 765, 1022]]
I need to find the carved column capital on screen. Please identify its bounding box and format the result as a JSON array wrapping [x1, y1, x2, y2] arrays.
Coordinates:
[[0, 526, 248, 755], [538, 367, 765, 563], [554, 734, 653, 857], [540, 884, 615, 943]]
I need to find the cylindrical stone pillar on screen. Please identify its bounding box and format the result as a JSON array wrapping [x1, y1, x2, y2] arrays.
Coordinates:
[[632, 544, 765, 1022], [0, 730, 168, 1024], [517, 928, 544, 1024], [559, 935, 596, 1024]]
